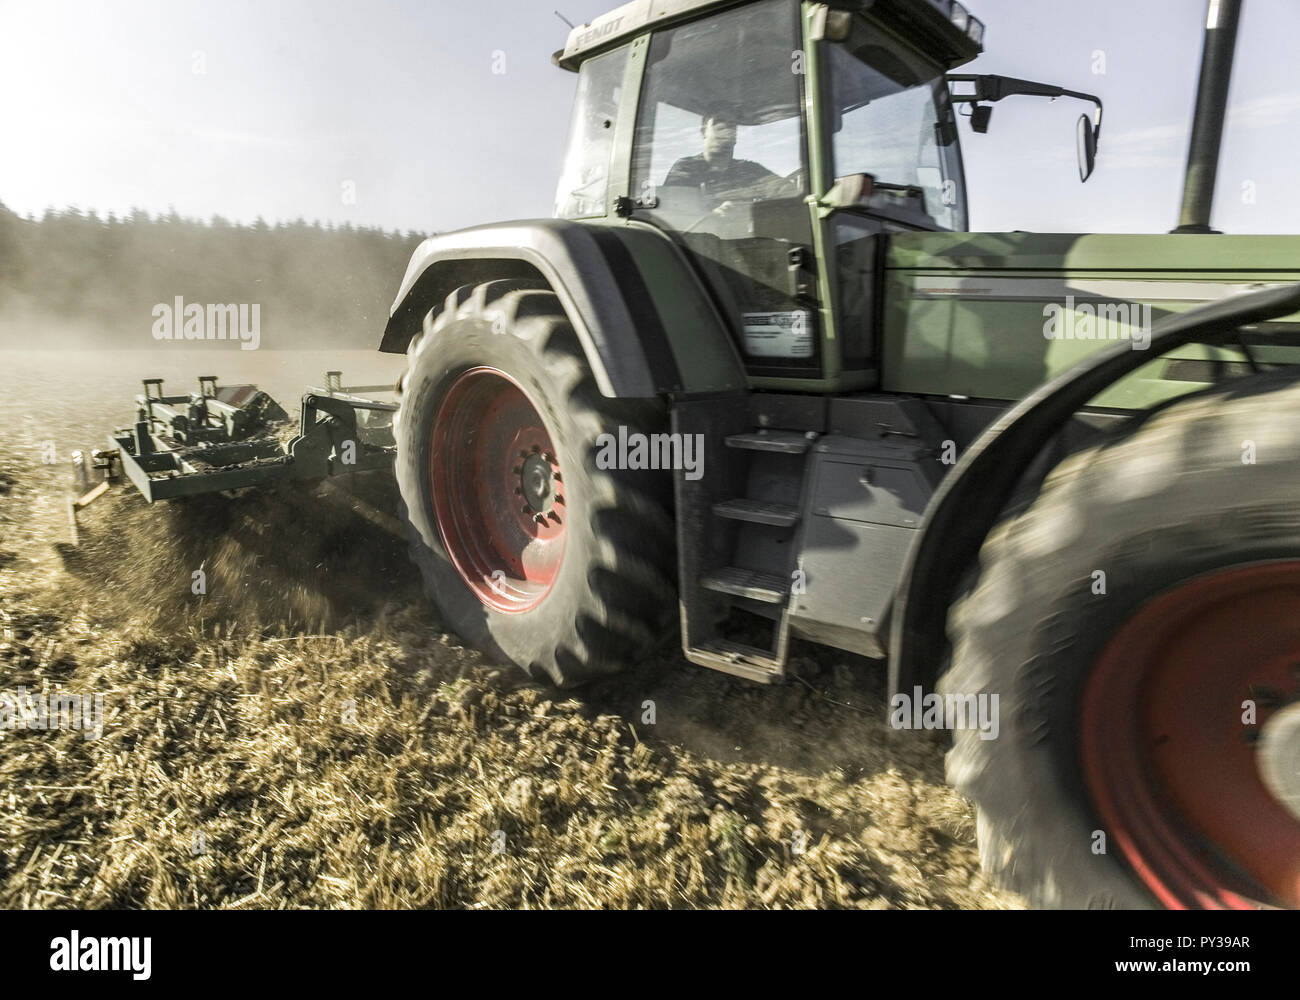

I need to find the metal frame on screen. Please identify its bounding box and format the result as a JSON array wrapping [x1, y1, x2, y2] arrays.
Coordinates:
[[109, 375, 397, 504]]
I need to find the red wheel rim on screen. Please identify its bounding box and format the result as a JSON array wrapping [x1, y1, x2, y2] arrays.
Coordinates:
[[429, 367, 566, 613], [1081, 560, 1300, 909]]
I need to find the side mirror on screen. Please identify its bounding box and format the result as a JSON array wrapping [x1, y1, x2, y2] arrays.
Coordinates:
[[1077, 113, 1098, 182], [948, 74, 1103, 180]]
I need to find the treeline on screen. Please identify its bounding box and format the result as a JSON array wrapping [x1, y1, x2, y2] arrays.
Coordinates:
[[0, 201, 427, 349]]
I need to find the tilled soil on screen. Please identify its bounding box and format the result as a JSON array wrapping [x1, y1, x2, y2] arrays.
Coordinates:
[[0, 448, 1022, 908]]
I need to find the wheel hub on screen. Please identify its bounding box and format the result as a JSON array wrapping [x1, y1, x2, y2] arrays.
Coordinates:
[[519, 451, 555, 514], [1258, 700, 1300, 824]]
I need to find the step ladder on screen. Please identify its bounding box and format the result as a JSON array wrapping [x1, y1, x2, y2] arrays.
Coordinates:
[[674, 416, 815, 684]]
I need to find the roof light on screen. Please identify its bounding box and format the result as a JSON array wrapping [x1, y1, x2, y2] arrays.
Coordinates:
[[967, 16, 985, 46], [950, 1, 970, 32]]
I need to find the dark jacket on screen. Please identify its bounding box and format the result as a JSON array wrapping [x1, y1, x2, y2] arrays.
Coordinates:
[[662, 154, 779, 199]]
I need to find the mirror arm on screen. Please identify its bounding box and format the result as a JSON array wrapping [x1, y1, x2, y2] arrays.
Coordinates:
[[948, 73, 1103, 136], [1060, 88, 1103, 138]]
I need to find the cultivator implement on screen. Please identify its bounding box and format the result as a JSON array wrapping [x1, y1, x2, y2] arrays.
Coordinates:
[[92, 371, 396, 504]]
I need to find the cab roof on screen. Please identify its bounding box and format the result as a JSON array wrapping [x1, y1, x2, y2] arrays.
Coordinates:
[[553, 0, 983, 72]]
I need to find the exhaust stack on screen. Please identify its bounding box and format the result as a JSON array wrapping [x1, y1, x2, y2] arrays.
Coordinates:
[[1173, 0, 1243, 234]]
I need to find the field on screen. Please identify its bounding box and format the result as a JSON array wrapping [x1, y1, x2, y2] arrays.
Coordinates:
[[0, 349, 1021, 909]]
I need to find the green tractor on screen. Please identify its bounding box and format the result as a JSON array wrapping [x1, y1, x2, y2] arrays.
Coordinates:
[[381, 0, 1300, 908]]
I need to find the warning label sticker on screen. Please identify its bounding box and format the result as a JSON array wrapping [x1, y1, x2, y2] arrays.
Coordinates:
[[742, 310, 813, 358]]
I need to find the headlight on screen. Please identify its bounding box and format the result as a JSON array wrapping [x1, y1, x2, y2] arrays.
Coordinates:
[[950, 1, 970, 32], [967, 16, 985, 46]]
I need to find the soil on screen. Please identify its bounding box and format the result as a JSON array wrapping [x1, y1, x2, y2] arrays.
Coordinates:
[[0, 447, 1022, 909]]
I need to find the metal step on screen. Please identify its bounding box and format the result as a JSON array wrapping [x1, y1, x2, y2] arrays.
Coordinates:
[[724, 430, 814, 454], [711, 498, 801, 527], [699, 567, 789, 604], [686, 638, 784, 683]]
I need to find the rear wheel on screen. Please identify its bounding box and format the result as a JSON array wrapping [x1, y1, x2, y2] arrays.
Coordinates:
[[943, 371, 1300, 909], [394, 281, 675, 687]]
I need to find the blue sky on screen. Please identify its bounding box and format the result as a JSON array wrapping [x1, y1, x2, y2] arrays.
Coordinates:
[[2, 0, 1297, 235]]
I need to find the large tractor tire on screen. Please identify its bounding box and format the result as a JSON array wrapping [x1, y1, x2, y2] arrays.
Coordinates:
[[942, 371, 1300, 909], [393, 280, 675, 687]]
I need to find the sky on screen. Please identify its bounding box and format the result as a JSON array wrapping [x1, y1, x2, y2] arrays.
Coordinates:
[[2, 0, 1298, 236]]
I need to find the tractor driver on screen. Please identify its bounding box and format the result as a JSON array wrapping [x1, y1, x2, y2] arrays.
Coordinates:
[[663, 112, 792, 207]]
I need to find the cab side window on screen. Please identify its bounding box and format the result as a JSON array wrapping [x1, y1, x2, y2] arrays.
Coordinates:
[[630, 0, 817, 368]]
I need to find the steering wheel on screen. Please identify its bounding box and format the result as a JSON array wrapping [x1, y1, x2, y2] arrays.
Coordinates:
[[678, 169, 805, 233], [680, 198, 749, 234]]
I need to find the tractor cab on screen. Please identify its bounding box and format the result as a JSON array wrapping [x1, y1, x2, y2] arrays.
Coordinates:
[[554, 0, 982, 387], [553, 0, 1097, 391]]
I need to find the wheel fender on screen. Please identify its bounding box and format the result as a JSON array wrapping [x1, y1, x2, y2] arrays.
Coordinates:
[[380, 219, 746, 399], [888, 281, 1300, 698]]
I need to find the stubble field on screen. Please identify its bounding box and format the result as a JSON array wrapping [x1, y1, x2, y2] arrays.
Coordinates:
[[0, 349, 1021, 909]]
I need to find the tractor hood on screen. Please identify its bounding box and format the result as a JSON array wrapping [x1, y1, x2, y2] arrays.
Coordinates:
[[880, 231, 1300, 407]]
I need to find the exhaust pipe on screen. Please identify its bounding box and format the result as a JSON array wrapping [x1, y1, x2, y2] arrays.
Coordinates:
[[1173, 0, 1243, 234]]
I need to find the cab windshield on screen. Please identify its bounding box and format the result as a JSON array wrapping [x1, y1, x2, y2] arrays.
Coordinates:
[[827, 17, 966, 232]]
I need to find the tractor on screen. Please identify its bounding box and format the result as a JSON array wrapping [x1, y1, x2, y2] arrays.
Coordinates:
[[103, 0, 1299, 908], [376, 0, 1300, 909], [377, 0, 1300, 910]]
